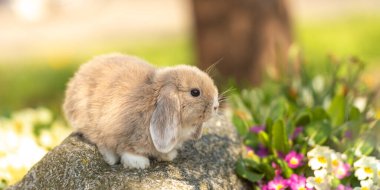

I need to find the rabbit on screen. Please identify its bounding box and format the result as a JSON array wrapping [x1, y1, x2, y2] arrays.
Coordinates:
[[63, 53, 219, 169]]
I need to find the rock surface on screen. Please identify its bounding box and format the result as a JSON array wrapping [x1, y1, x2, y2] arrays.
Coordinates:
[[9, 117, 246, 190]]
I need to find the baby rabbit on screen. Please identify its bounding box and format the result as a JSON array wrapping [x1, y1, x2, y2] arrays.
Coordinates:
[[63, 53, 219, 169]]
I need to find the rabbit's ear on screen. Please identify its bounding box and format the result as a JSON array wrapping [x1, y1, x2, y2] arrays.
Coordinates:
[[149, 85, 180, 153]]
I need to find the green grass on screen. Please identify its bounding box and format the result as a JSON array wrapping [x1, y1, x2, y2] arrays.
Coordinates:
[[0, 37, 194, 115], [295, 15, 380, 67]]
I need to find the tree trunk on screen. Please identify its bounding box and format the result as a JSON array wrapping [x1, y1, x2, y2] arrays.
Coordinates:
[[192, 0, 292, 86]]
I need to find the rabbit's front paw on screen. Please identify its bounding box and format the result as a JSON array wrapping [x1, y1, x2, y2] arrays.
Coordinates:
[[98, 146, 119, 165], [121, 152, 150, 169]]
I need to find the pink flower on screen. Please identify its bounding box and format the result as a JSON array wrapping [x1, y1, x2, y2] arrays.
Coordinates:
[[256, 144, 269, 158], [291, 127, 304, 139], [336, 184, 353, 190], [288, 174, 311, 190], [267, 176, 289, 190], [333, 162, 351, 179], [259, 180, 269, 190], [285, 151, 304, 169], [344, 130, 353, 139], [249, 125, 265, 133], [272, 162, 282, 176], [245, 146, 253, 152]]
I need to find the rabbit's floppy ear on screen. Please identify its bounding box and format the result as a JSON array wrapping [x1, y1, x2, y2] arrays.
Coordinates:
[[150, 84, 180, 153]]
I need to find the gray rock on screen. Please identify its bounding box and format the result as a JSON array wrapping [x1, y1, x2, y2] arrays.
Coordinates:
[[9, 117, 246, 190]]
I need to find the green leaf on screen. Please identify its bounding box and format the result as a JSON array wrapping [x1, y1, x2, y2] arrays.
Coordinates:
[[265, 117, 273, 134], [258, 131, 269, 147], [327, 95, 346, 126], [274, 158, 293, 178], [268, 99, 287, 120], [305, 122, 332, 145], [232, 114, 247, 136], [257, 161, 275, 180], [348, 106, 361, 121], [244, 133, 260, 148], [236, 160, 265, 183], [355, 139, 375, 156], [310, 107, 330, 121], [243, 158, 261, 169], [331, 178, 341, 189], [295, 110, 311, 126], [270, 119, 290, 154]]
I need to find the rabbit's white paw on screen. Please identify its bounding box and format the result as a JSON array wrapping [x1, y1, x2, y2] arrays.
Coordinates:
[[121, 152, 150, 169], [99, 147, 119, 165]]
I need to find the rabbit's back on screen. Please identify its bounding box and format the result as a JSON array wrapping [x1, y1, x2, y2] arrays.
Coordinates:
[[63, 54, 155, 134]]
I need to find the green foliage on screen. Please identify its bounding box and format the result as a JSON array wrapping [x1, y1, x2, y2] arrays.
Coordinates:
[[230, 56, 380, 187], [270, 119, 290, 155], [236, 159, 264, 182], [296, 15, 380, 67]]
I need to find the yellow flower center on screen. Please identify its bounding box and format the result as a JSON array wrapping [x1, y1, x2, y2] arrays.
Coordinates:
[[298, 187, 306, 190], [276, 184, 284, 190], [361, 187, 369, 190], [364, 167, 373, 174], [247, 150, 255, 158], [378, 171, 380, 177], [315, 177, 323, 184], [317, 156, 327, 164], [290, 157, 299, 165], [13, 120, 23, 134], [376, 110, 380, 120], [332, 159, 339, 167]]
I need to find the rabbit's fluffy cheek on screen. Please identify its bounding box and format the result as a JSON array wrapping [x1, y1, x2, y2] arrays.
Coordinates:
[[180, 126, 197, 140]]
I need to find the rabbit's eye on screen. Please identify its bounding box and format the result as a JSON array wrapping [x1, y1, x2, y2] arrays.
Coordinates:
[[190, 88, 200, 97]]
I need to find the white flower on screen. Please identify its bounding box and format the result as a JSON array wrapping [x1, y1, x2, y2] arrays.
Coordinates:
[[312, 75, 324, 93], [355, 165, 377, 181], [35, 107, 52, 124], [38, 129, 54, 148], [307, 138, 316, 146], [331, 152, 346, 166], [307, 146, 333, 171], [323, 96, 331, 110], [353, 179, 378, 190], [11, 109, 35, 134], [355, 149, 364, 157], [309, 155, 329, 170], [0, 108, 67, 186], [0, 129, 19, 152], [301, 88, 314, 106], [375, 162, 380, 185], [354, 97, 367, 112], [306, 169, 332, 190], [307, 146, 332, 157], [354, 156, 378, 181]]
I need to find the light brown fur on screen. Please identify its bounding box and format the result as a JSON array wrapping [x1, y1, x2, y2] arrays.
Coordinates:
[[63, 53, 219, 169]]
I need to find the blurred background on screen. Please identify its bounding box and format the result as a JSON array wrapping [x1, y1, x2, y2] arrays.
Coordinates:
[[1, 0, 380, 114], [1, 0, 380, 187]]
